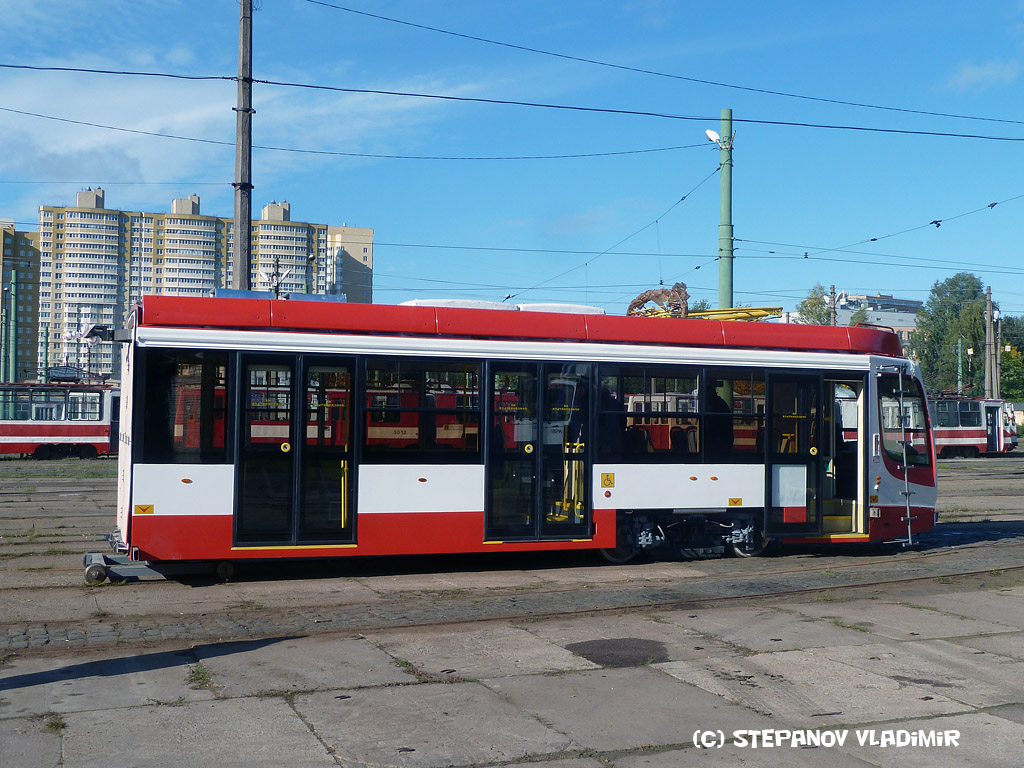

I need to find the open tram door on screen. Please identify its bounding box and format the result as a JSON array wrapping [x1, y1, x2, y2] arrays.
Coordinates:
[[763, 373, 824, 538], [985, 403, 1001, 453]]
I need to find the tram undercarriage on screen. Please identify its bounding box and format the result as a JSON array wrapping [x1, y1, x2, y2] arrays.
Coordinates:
[[602, 509, 768, 563]]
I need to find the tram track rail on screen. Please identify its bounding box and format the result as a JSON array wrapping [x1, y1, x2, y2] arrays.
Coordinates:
[[3, 531, 1023, 655], [1, 520, 1022, 589]]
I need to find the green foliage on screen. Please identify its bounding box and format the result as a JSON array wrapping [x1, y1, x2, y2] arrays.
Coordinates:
[[915, 273, 988, 395], [999, 318, 1024, 402], [690, 298, 712, 313], [795, 283, 832, 325], [848, 306, 869, 326]]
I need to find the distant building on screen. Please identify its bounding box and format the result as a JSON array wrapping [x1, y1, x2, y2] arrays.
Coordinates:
[[0, 221, 40, 382], [34, 189, 372, 381], [834, 292, 922, 347]]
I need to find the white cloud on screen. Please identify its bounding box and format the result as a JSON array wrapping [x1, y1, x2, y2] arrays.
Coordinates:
[[946, 60, 1021, 91]]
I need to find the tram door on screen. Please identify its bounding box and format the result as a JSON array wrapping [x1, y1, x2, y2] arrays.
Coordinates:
[[985, 405, 1000, 452], [236, 355, 354, 545], [822, 380, 863, 534], [765, 373, 823, 537], [486, 362, 592, 540]]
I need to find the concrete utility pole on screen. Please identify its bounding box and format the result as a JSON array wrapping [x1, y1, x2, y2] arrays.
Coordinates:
[[717, 108, 733, 311], [829, 285, 837, 326], [984, 286, 993, 399], [996, 315, 1003, 399], [231, 0, 254, 290]]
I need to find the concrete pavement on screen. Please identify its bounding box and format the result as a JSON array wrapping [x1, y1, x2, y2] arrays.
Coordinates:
[[2, 578, 1023, 767]]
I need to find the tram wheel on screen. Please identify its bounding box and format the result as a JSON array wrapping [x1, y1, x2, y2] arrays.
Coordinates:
[[79, 445, 98, 460], [84, 563, 107, 585], [215, 560, 235, 581], [731, 534, 770, 558], [600, 544, 637, 564]]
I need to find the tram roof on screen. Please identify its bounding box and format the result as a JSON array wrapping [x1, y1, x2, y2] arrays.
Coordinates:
[[134, 296, 904, 358]]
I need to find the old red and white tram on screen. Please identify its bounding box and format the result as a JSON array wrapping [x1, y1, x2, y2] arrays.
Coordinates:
[[85, 296, 936, 582], [0, 382, 119, 459]]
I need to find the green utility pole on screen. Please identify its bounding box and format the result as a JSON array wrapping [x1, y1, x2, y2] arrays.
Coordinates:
[[717, 108, 734, 310], [7, 273, 15, 382]]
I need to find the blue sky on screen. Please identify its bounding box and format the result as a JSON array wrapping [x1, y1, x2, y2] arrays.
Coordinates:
[[0, 0, 1022, 315]]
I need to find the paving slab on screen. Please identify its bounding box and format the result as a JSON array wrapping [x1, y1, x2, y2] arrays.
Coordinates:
[[516, 611, 745, 662], [988, 703, 1024, 726], [0, 716, 63, 768], [502, 760, 605, 768], [360, 569, 550, 594], [788, 597, 1016, 640], [907, 588, 1024, 628], [226, 576, 384, 608], [482, 666, 771, 753], [616, 745, 878, 767], [948, 632, 1024, 661], [193, 633, 414, 697], [656, 648, 969, 724], [63, 696, 335, 768], [815, 639, 1024, 708], [366, 623, 598, 679], [654, 605, 882, 652], [838, 712, 1024, 768], [535, 562, 708, 585], [0, 645, 215, 719], [296, 681, 573, 768]]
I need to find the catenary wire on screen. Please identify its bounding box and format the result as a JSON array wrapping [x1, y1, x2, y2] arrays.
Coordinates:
[[254, 80, 1024, 142], [302, 1, 1024, 127]]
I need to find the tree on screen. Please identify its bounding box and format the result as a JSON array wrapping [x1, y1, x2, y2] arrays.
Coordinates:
[[999, 315, 1024, 402], [848, 306, 868, 326], [690, 298, 712, 313], [915, 273, 988, 395], [795, 283, 831, 325]]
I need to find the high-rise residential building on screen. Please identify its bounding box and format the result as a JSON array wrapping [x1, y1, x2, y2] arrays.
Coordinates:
[[1, 221, 40, 382], [36, 188, 373, 382]]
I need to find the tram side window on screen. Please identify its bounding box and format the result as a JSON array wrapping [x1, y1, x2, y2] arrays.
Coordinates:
[[932, 400, 958, 428], [363, 359, 481, 461], [0, 389, 33, 420], [878, 376, 932, 467], [68, 392, 102, 421], [33, 391, 67, 421], [705, 370, 766, 460], [140, 349, 229, 464], [958, 401, 981, 427], [597, 365, 700, 459]]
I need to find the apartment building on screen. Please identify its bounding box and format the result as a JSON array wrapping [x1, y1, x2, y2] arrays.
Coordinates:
[[36, 188, 373, 381], [0, 222, 40, 382]]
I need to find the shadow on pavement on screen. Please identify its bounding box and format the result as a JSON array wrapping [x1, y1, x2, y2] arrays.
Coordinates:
[[0, 636, 296, 692]]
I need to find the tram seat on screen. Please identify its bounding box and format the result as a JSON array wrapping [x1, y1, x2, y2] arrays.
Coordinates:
[[624, 427, 651, 455], [670, 426, 697, 454]]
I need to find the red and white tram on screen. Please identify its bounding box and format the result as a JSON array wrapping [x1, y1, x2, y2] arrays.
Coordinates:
[[85, 296, 936, 582], [0, 382, 119, 459], [928, 397, 1017, 458]]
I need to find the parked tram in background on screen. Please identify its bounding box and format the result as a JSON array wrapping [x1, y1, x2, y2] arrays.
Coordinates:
[[0, 382, 119, 459], [928, 397, 1017, 458], [83, 295, 937, 582]]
